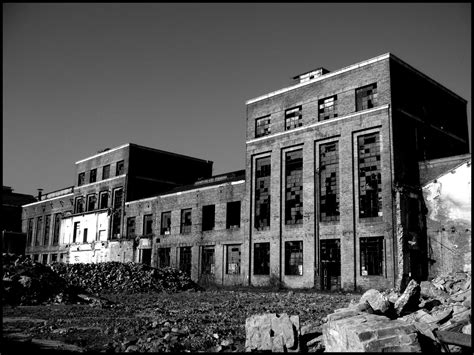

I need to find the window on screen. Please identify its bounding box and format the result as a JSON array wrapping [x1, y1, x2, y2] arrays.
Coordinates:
[[86, 194, 96, 212], [116, 160, 125, 176], [43, 215, 51, 246], [41, 254, 48, 265], [126, 217, 136, 238], [99, 191, 109, 209], [356, 83, 377, 111], [78, 172, 85, 186], [33, 254, 39, 262], [255, 157, 271, 230], [285, 241, 303, 275], [358, 133, 382, 218], [35, 216, 43, 246], [285, 106, 303, 130], [140, 249, 152, 266], [226, 245, 241, 274], [143, 214, 153, 236], [179, 247, 192, 275], [74, 196, 84, 214], [111, 188, 123, 238], [52, 213, 61, 246], [60, 253, 66, 263], [226, 201, 241, 229], [360, 237, 383, 276], [89, 168, 97, 183], [73, 222, 80, 243], [51, 254, 58, 263], [27, 218, 34, 246], [158, 248, 171, 268], [180, 208, 192, 234], [318, 95, 338, 121], [161, 211, 171, 235], [285, 149, 303, 225], [202, 205, 215, 231], [83, 228, 88, 243], [102, 165, 110, 180], [201, 246, 215, 275], [256, 115, 271, 137], [254, 242, 270, 275], [319, 142, 340, 221]]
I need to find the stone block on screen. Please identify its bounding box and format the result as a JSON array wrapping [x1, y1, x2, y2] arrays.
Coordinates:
[[326, 308, 359, 321], [395, 279, 421, 316], [360, 289, 391, 314], [462, 324, 471, 335]]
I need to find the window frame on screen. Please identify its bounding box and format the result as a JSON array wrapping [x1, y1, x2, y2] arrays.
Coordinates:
[[116, 160, 125, 176], [86, 194, 96, 212], [161, 211, 172, 235], [126, 217, 136, 238], [253, 242, 270, 275], [355, 83, 378, 112], [226, 201, 241, 229], [78, 172, 85, 186], [226, 244, 241, 275], [201, 204, 215, 232], [143, 214, 153, 236], [318, 95, 338, 121], [255, 115, 271, 138], [99, 191, 109, 209], [89, 168, 97, 183], [360, 236, 384, 276], [102, 164, 110, 180], [284, 105, 303, 131], [285, 240, 303, 276], [180, 208, 192, 234], [74, 196, 85, 214]]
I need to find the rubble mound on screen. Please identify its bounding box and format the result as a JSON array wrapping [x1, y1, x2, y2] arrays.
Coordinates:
[[49, 261, 202, 295]]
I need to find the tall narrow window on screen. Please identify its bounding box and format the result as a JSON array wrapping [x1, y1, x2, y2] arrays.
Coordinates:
[[52, 213, 61, 246], [202, 205, 215, 231], [83, 228, 88, 243], [180, 208, 192, 234], [285, 149, 303, 225], [102, 165, 110, 180], [43, 215, 51, 246], [86, 194, 96, 212], [360, 237, 383, 276], [89, 168, 97, 183], [201, 246, 215, 275], [356, 83, 377, 111], [111, 188, 123, 238], [285, 241, 303, 275], [318, 95, 338, 121], [35, 216, 43, 246], [143, 214, 153, 236], [254, 242, 270, 275], [74, 196, 84, 214], [116, 160, 125, 176], [161, 211, 171, 235], [255, 115, 271, 137], [99, 191, 109, 209], [78, 172, 85, 186], [285, 106, 303, 130], [73, 221, 80, 243], [358, 133, 382, 218], [27, 218, 34, 246], [319, 142, 340, 221], [158, 248, 171, 268], [126, 217, 136, 238], [226, 245, 241, 274], [255, 156, 271, 230], [179, 247, 192, 275], [140, 249, 151, 266], [226, 201, 241, 229]]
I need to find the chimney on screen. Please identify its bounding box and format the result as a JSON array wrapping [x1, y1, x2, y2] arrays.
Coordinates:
[[293, 67, 330, 84], [37, 188, 43, 200]]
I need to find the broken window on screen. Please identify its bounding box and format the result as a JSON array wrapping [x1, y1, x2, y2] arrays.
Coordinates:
[[180, 208, 192, 234], [99, 191, 108, 209], [83, 228, 88, 243], [226, 244, 241, 274], [318, 95, 338, 121], [158, 248, 171, 268], [73, 221, 80, 243], [143, 214, 153, 236], [356, 83, 377, 111], [126, 217, 136, 238], [111, 188, 123, 238], [320, 239, 341, 290], [202, 205, 215, 231], [358, 133, 382, 218], [256, 115, 271, 137], [285, 106, 303, 130], [201, 246, 215, 275], [254, 242, 270, 275], [102, 164, 110, 180], [74, 196, 84, 214], [43, 215, 51, 246], [78, 172, 85, 186], [35, 216, 43, 246], [161, 211, 171, 235], [360, 237, 383, 276], [86, 194, 96, 212], [285, 149, 303, 225], [52, 213, 61, 246], [285, 241, 303, 276], [226, 201, 241, 229], [89, 168, 97, 183], [254, 156, 271, 230], [27, 218, 34, 246], [116, 160, 125, 176], [319, 142, 340, 221], [179, 247, 192, 275]]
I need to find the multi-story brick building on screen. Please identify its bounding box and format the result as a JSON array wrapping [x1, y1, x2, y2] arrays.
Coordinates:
[[22, 53, 470, 291]]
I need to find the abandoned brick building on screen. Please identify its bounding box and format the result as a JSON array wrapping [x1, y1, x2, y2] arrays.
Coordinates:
[[21, 53, 470, 291]]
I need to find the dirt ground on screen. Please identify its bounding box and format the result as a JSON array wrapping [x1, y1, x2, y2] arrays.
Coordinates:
[[2, 287, 359, 353]]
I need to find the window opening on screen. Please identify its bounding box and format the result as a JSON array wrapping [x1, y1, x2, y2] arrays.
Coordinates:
[[285, 241, 303, 275], [360, 237, 383, 276], [161, 211, 172, 235], [255, 157, 271, 230], [180, 208, 192, 234], [201, 246, 215, 275], [256, 115, 271, 137], [285, 149, 303, 225], [226, 245, 241, 274], [318, 95, 338, 121], [179, 247, 192, 275], [226, 201, 241, 229], [89, 168, 97, 183], [319, 142, 340, 221], [158, 248, 171, 267], [356, 83, 377, 111], [285, 106, 303, 130], [143, 214, 153, 236], [358, 133, 382, 218], [254, 242, 270, 275], [202, 205, 215, 231]]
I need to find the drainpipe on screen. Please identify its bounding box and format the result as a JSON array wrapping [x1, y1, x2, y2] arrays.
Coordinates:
[[248, 158, 254, 286], [279, 150, 283, 284], [351, 134, 358, 292], [314, 165, 320, 290]]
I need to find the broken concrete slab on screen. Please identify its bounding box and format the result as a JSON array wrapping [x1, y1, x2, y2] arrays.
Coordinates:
[[359, 289, 391, 314], [395, 279, 420, 316]]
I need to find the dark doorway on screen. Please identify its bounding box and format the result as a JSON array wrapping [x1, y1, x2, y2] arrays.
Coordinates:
[[320, 239, 341, 290], [140, 249, 151, 266]]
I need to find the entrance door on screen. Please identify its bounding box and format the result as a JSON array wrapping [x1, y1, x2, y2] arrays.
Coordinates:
[[320, 239, 341, 290], [140, 249, 152, 265]]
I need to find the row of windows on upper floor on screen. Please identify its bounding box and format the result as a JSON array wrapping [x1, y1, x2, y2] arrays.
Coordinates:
[[77, 160, 125, 186], [254, 83, 377, 138], [73, 187, 124, 214]]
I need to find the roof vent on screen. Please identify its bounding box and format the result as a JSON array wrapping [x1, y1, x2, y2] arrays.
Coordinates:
[[293, 67, 330, 84]]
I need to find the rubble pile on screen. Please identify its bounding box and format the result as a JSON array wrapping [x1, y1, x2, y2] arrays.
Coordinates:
[[322, 272, 471, 352], [49, 261, 202, 295]]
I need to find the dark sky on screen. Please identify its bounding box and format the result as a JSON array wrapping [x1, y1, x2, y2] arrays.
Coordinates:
[[3, 3, 471, 196]]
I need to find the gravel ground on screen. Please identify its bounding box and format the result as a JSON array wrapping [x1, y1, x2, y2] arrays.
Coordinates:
[[3, 287, 359, 353]]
